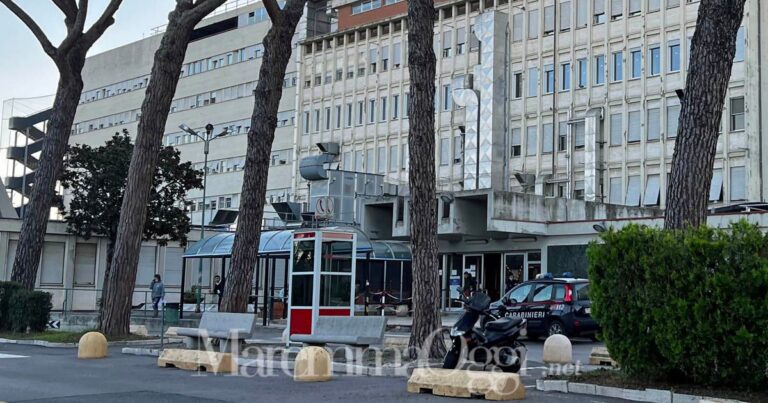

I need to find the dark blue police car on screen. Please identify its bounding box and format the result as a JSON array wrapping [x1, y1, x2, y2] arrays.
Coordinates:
[[492, 277, 599, 339]]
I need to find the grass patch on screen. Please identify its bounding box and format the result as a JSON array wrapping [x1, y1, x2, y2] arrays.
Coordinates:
[[551, 369, 768, 402], [0, 330, 154, 343]]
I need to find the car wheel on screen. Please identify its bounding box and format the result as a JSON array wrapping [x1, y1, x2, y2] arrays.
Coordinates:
[[547, 320, 565, 337]]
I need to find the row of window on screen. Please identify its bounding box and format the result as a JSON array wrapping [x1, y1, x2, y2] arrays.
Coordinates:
[[188, 194, 239, 212], [304, 19, 405, 54], [351, 0, 402, 15], [182, 43, 265, 77], [603, 165, 746, 207], [305, 42, 406, 87], [513, 0, 700, 41], [73, 78, 297, 135], [516, 30, 744, 98], [341, 144, 410, 174], [510, 96, 744, 156], [302, 93, 412, 134]]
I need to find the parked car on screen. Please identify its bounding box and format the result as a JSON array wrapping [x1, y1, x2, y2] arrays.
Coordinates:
[[491, 277, 599, 339]]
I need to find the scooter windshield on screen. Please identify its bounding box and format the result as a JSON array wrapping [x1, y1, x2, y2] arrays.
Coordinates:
[[466, 292, 491, 312]]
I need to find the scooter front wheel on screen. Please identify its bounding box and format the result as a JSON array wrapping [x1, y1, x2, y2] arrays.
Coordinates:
[[442, 342, 461, 369]]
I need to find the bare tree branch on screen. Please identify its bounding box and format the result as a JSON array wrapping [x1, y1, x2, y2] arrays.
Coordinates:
[[263, 0, 283, 24], [0, 0, 57, 57], [58, 0, 89, 54], [52, 0, 78, 22], [81, 0, 123, 48], [181, 0, 226, 30]]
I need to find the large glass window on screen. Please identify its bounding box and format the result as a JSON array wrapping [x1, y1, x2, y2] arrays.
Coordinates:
[[734, 26, 745, 62], [544, 64, 555, 93], [528, 68, 539, 97], [507, 283, 533, 303], [631, 49, 642, 78], [668, 41, 681, 72], [594, 55, 605, 85], [647, 108, 660, 141], [526, 126, 538, 156], [610, 113, 623, 145], [612, 51, 623, 81], [578, 58, 588, 88], [730, 166, 746, 201], [561, 62, 571, 91], [648, 46, 661, 76], [730, 97, 745, 131]]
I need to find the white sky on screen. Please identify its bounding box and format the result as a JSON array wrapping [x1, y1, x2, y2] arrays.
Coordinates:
[[0, 0, 178, 103]]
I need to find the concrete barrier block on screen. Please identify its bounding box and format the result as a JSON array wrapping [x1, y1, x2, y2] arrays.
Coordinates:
[[645, 388, 673, 403], [407, 368, 525, 401], [672, 393, 702, 403], [130, 325, 149, 336], [293, 346, 332, 382], [77, 332, 108, 359], [568, 382, 597, 395], [589, 346, 618, 367], [542, 334, 572, 364], [157, 349, 236, 374]]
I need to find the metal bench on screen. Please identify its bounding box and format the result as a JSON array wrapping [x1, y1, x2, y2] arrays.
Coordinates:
[[290, 316, 387, 347], [176, 312, 256, 352]]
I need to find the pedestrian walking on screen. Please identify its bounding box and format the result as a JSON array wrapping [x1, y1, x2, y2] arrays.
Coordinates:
[[150, 274, 165, 318], [462, 271, 477, 297], [213, 275, 225, 310]]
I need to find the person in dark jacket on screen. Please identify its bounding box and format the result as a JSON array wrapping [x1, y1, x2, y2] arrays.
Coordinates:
[[149, 274, 165, 318], [462, 271, 477, 296], [213, 275, 225, 310]]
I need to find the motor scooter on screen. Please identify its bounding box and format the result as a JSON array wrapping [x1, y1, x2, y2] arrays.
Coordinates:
[[443, 289, 527, 373]]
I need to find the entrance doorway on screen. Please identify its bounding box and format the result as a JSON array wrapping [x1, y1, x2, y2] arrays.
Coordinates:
[[483, 253, 501, 301], [463, 255, 482, 295]]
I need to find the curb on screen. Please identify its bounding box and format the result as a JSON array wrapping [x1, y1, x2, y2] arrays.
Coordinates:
[[122, 347, 161, 357], [0, 337, 182, 349], [535, 379, 749, 403]]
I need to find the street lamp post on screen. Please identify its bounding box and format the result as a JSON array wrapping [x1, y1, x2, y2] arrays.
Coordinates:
[[179, 123, 228, 313]]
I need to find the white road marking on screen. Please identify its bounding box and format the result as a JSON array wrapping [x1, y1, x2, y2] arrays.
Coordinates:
[[0, 353, 28, 358]]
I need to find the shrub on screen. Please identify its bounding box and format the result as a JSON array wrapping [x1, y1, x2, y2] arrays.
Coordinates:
[[7, 289, 52, 333], [588, 221, 768, 388], [0, 281, 23, 331]]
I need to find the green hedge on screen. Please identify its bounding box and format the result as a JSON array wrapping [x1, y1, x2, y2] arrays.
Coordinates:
[[588, 221, 768, 388], [0, 281, 23, 331]]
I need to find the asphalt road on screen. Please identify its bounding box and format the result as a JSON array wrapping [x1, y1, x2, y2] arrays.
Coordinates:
[[0, 342, 625, 403]]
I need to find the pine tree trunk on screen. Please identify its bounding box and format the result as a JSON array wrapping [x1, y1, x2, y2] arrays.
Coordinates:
[[664, 0, 746, 229], [11, 52, 85, 290], [98, 239, 115, 329], [220, 0, 307, 313], [100, 1, 224, 337], [407, 0, 445, 360]]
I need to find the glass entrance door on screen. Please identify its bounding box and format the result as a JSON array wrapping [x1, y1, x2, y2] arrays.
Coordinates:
[[462, 255, 483, 296], [504, 253, 525, 295]]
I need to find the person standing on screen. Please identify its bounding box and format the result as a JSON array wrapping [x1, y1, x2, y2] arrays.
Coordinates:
[[150, 274, 165, 318], [462, 271, 477, 296], [213, 275, 225, 310]]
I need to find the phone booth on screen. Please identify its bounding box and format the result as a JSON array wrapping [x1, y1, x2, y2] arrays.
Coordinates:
[[288, 230, 357, 336]]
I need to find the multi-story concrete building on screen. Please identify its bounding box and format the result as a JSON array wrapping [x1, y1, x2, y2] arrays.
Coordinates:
[[294, 0, 768, 303]]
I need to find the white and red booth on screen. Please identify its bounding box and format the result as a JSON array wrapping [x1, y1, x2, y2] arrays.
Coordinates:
[[288, 229, 357, 336]]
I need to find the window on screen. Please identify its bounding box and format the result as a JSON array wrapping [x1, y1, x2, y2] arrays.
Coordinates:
[[512, 13, 524, 42], [558, 121, 568, 151], [393, 42, 402, 68], [561, 63, 571, 91], [404, 93, 410, 118], [392, 94, 399, 119], [730, 166, 746, 200], [355, 150, 364, 172], [389, 145, 398, 172], [440, 137, 451, 165], [612, 51, 623, 81], [508, 283, 533, 303], [401, 143, 409, 170], [611, 0, 622, 19], [335, 105, 342, 129], [368, 99, 376, 124], [346, 103, 353, 127], [593, 0, 606, 24], [442, 84, 452, 110], [511, 128, 522, 156], [514, 72, 523, 98], [303, 111, 310, 134], [542, 123, 554, 153], [647, 108, 660, 141], [631, 49, 642, 78], [667, 0, 679, 8], [643, 174, 661, 206], [528, 9, 539, 39], [709, 168, 724, 201], [369, 48, 378, 73], [610, 113, 622, 145], [525, 126, 538, 157], [377, 147, 386, 173], [594, 55, 605, 85], [544, 65, 555, 93], [648, 46, 661, 76], [629, 0, 641, 14], [574, 121, 585, 148], [544, 6, 555, 34], [628, 110, 641, 142], [74, 243, 97, 286], [734, 27, 745, 62], [532, 284, 554, 302], [453, 133, 463, 163], [648, 0, 660, 12], [357, 101, 364, 125], [456, 27, 466, 55], [576, 0, 588, 28], [442, 31, 453, 58], [528, 67, 539, 97], [668, 41, 680, 72], [625, 175, 641, 206], [135, 246, 156, 286], [578, 58, 588, 88], [667, 103, 680, 138], [314, 109, 321, 132], [730, 97, 745, 131], [574, 180, 585, 199], [381, 96, 388, 121], [324, 107, 331, 131], [560, 1, 572, 31], [609, 177, 623, 204]]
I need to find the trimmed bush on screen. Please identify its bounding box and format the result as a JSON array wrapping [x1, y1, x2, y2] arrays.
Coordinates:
[[7, 289, 53, 333], [0, 281, 23, 331], [588, 221, 768, 388]]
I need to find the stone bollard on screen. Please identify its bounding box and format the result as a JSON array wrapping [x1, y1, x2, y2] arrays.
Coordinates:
[[77, 331, 108, 359], [293, 346, 332, 382], [542, 334, 572, 364]]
